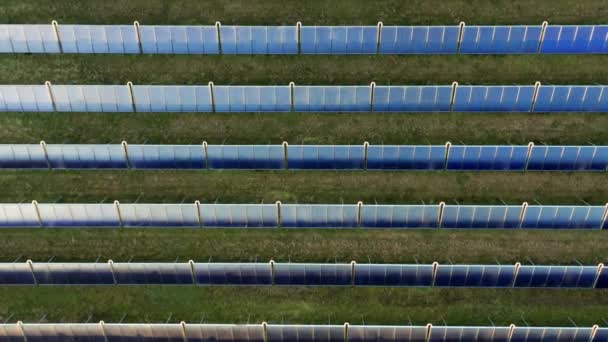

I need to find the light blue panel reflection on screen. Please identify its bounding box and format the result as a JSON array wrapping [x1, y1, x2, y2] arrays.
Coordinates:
[[379, 26, 460, 53], [429, 327, 511, 342], [0, 144, 47, 168], [280, 205, 358, 228], [434, 265, 517, 287], [460, 26, 542, 53], [52, 85, 130, 112], [349, 326, 430, 342], [360, 205, 439, 228], [119, 204, 199, 227], [354, 264, 434, 286], [133, 85, 211, 112], [104, 25, 140, 53], [441, 205, 522, 229], [293, 86, 370, 112], [220, 26, 264, 54], [128, 145, 205, 169], [343, 26, 378, 53], [0, 25, 13, 53], [0, 85, 53, 112], [373, 86, 452, 112], [534, 86, 608, 112], [206, 145, 284, 169], [233, 86, 291, 112], [58, 25, 95, 53], [37, 204, 119, 227], [2, 25, 60, 53], [200, 204, 277, 228], [287, 145, 365, 169], [367, 145, 447, 169], [184, 26, 220, 54], [542, 25, 608, 53], [267, 26, 298, 54], [453, 86, 534, 112], [523, 206, 604, 229], [527, 146, 608, 171], [0, 203, 40, 227], [46, 144, 127, 169], [300, 26, 336, 54], [447, 145, 528, 170]]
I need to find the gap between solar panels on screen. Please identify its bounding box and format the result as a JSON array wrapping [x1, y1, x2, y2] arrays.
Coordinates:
[[2, 323, 607, 342], [2, 142, 608, 171], [1, 260, 607, 288], [3, 82, 608, 113], [2, 202, 608, 229], [2, 21, 608, 54]]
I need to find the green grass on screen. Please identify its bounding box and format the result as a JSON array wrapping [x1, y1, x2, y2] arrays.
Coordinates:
[[1, 171, 606, 205], [1, 287, 606, 325], [1, 229, 607, 264], [2, 0, 607, 25], [2, 112, 608, 145], [2, 55, 608, 85]]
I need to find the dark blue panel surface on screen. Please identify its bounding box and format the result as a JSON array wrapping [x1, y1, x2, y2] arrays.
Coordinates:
[[513, 266, 594, 287], [0, 264, 36, 284], [274, 263, 352, 285], [293, 86, 371, 112], [280, 205, 358, 228], [33, 263, 114, 285], [373, 86, 452, 112], [441, 205, 522, 229], [430, 327, 511, 342], [367, 145, 447, 169], [185, 325, 265, 342], [113, 263, 193, 284], [348, 326, 428, 342], [119, 204, 199, 228], [596, 267, 608, 288], [542, 26, 608, 53], [287, 145, 364, 169], [199, 204, 278, 228], [128, 145, 204, 169], [46, 144, 127, 169], [206, 145, 284, 169], [354, 264, 434, 286], [379, 26, 460, 54], [360, 205, 440, 228], [527, 146, 608, 171], [453, 86, 535, 112], [267, 325, 344, 342], [434, 265, 516, 287], [447, 145, 529, 170], [194, 263, 272, 285], [460, 26, 542, 54], [0, 144, 47, 168]]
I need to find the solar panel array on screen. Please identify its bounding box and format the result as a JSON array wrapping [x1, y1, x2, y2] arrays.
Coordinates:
[[2, 323, 606, 342], [2, 143, 607, 171], [2, 83, 608, 112], [2, 23, 608, 54], [1, 261, 606, 288], [1, 202, 607, 229]]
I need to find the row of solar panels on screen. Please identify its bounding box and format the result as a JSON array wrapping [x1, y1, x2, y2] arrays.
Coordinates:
[[2, 143, 607, 171], [1, 261, 607, 288], [2, 23, 608, 54], [2, 202, 608, 229], [2, 83, 608, 113], [2, 323, 607, 342], [2, 323, 608, 342]]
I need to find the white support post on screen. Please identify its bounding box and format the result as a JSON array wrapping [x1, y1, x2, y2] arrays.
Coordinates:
[[425, 323, 433, 342], [443, 142, 452, 170], [45, 81, 57, 112], [127, 82, 137, 113], [457, 22, 466, 53], [17, 321, 27, 342], [275, 201, 282, 227], [376, 22, 383, 54], [114, 201, 123, 228], [512, 262, 521, 287], [296, 22, 302, 54], [282, 142, 289, 169], [208, 82, 216, 113], [518, 202, 529, 228], [350, 260, 356, 287], [51, 20, 63, 53], [121, 141, 131, 169], [215, 22, 222, 54], [133, 21, 143, 54], [507, 324, 516, 342], [449, 82, 458, 112], [108, 260, 117, 285], [356, 201, 363, 227], [369, 82, 376, 112], [202, 141, 209, 169], [537, 21, 548, 53], [530, 81, 541, 113], [289, 82, 295, 112], [431, 262, 439, 286], [39, 140, 51, 169], [593, 263, 604, 288], [601, 203, 608, 230], [524, 142, 534, 171], [438, 202, 446, 228], [195, 201, 202, 228], [100, 321, 109, 342], [26, 260, 37, 286], [31, 200, 43, 228], [262, 322, 269, 342], [591, 325, 599, 342], [269, 260, 275, 285], [189, 260, 197, 284], [363, 142, 369, 170], [343, 323, 350, 342], [180, 321, 188, 342]]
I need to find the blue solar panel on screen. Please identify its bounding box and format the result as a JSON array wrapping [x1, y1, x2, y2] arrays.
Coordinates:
[[514, 265, 598, 288], [0, 144, 47, 168], [0, 203, 40, 227], [360, 205, 440, 228], [119, 204, 199, 227], [287, 145, 364, 169], [301, 26, 378, 54], [22, 324, 107, 342], [127, 145, 204, 169], [447, 145, 529, 170], [441, 205, 523, 229], [273, 263, 352, 285], [199, 204, 278, 228], [267, 325, 344, 342], [453, 86, 535, 112], [460, 26, 542, 54], [373, 86, 452, 112], [521, 206, 605, 229], [596, 268, 608, 288], [182, 26, 220, 54], [527, 146, 608, 171], [113, 263, 194, 284], [32, 263, 114, 285], [104, 324, 185, 341], [220, 26, 298, 54], [52, 85, 132, 112], [534, 86, 608, 112], [511, 328, 592, 342], [348, 326, 428, 342], [0, 25, 61, 53], [214, 86, 291, 112], [45, 144, 127, 169], [58, 25, 94, 53], [37, 204, 120, 227], [0, 264, 36, 284], [206, 145, 284, 169], [367, 145, 447, 169], [354, 264, 434, 286], [379, 26, 460, 54], [434, 265, 516, 287], [0, 85, 54, 112], [194, 263, 272, 285], [293, 86, 371, 112], [103, 25, 141, 54], [280, 204, 358, 228], [132, 85, 213, 112], [429, 327, 511, 342], [542, 26, 608, 54], [185, 324, 265, 342]]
